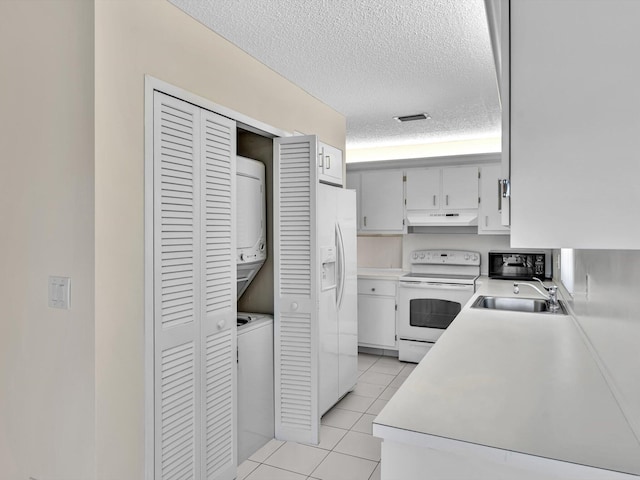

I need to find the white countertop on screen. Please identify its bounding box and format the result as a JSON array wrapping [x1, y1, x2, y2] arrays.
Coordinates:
[[374, 279, 640, 476], [357, 267, 407, 280]]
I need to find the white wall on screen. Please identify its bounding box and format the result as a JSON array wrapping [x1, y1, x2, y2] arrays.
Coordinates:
[[566, 250, 640, 440], [94, 1, 345, 478], [0, 2, 95, 479]]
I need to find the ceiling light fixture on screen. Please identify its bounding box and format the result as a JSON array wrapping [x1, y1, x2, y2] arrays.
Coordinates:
[[393, 113, 432, 123]]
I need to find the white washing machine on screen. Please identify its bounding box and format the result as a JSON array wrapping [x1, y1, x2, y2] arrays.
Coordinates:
[[237, 312, 274, 465]]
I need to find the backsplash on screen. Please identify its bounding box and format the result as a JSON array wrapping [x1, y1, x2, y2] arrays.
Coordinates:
[[357, 235, 403, 268], [567, 249, 640, 439], [402, 234, 511, 274], [357, 233, 511, 273]]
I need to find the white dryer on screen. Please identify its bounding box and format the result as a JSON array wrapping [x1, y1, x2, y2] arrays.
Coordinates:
[[236, 156, 267, 299]]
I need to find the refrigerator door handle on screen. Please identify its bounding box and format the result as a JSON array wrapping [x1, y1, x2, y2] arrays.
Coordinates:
[[335, 222, 346, 310]]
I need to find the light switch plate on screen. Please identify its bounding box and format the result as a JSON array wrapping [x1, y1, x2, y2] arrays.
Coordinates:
[[48, 276, 70, 309]]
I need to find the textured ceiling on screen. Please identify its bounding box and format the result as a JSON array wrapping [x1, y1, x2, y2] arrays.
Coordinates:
[[170, 0, 501, 150]]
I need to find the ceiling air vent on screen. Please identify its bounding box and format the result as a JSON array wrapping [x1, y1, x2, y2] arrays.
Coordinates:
[[393, 113, 431, 123]]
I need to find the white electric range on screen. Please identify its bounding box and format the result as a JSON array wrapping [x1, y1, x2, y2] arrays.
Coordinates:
[[397, 249, 480, 363]]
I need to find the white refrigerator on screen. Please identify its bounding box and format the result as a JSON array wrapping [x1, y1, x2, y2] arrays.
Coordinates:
[[317, 183, 358, 416]]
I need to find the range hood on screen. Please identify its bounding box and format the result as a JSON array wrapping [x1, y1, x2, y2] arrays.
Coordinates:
[[406, 212, 478, 227]]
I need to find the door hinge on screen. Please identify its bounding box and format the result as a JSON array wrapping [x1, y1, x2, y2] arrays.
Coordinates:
[[402, 219, 405, 226], [395, 334, 398, 341], [395, 304, 397, 311], [501, 179, 511, 198], [478, 171, 481, 179], [403, 175, 407, 182], [478, 196, 481, 204]]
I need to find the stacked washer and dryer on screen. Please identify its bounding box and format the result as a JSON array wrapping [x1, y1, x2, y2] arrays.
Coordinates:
[[235, 156, 274, 464]]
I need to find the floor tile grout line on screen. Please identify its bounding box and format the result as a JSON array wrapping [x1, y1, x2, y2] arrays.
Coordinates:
[[246, 353, 404, 479]]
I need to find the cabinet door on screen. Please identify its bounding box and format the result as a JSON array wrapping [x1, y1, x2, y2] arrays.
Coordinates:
[[360, 170, 405, 233], [442, 166, 478, 210], [478, 164, 510, 235], [318, 142, 344, 186], [345, 171, 361, 231], [405, 168, 440, 211], [510, 0, 640, 248], [358, 295, 396, 349]]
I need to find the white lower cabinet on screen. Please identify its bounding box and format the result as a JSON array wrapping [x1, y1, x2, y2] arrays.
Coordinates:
[[357, 278, 397, 349]]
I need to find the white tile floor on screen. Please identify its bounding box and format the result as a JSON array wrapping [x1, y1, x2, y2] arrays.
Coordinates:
[[237, 352, 416, 480]]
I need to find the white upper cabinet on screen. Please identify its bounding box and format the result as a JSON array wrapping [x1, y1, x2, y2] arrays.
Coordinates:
[[507, 0, 640, 248], [405, 169, 440, 211], [358, 170, 405, 234], [442, 166, 479, 210], [478, 164, 509, 235], [318, 141, 344, 186], [405, 166, 479, 212], [345, 171, 361, 229]]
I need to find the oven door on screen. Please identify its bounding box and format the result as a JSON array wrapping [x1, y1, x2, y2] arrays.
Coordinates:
[[397, 281, 474, 343]]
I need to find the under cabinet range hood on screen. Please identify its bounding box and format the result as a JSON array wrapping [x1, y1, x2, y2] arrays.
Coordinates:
[[405, 211, 479, 227]]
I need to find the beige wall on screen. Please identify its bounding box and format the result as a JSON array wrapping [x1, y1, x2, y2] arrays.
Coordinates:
[[94, 1, 345, 477], [0, 2, 95, 479]]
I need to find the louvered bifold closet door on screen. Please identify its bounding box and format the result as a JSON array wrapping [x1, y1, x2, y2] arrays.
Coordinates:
[[154, 92, 236, 480], [273, 136, 319, 444], [199, 109, 236, 480], [154, 92, 202, 480]]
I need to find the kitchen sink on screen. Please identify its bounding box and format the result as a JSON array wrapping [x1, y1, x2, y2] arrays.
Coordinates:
[[471, 295, 567, 315]]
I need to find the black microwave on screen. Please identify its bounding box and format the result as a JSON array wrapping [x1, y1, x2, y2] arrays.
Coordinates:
[[488, 251, 551, 280]]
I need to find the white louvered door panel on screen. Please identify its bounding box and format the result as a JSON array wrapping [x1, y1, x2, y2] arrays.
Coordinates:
[[154, 92, 236, 480], [274, 136, 319, 444], [154, 92, 202, 480], [199, 110, 236, 480]]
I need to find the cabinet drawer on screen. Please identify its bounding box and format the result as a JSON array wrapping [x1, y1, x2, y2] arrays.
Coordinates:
[[358, 278, 396, 296]]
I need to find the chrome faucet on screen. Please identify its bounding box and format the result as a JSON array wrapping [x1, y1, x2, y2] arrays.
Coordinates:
[[513, 278, 560, 312]]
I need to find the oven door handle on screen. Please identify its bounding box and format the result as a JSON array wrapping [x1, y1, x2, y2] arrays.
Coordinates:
[[399, 281, 474, 290]]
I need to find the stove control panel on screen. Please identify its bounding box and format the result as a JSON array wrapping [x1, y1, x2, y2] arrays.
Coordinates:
[[410, 249, 480, 266]]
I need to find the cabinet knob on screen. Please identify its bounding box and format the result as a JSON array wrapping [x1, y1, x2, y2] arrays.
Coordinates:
[[371, 288, 376, 292], [291, 302, 299, 311], [217, 319, 225, 330]]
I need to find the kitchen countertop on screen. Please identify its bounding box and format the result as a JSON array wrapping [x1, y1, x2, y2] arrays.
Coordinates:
[[357, 267, 406, 280], [373, 278, 640, 476]]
